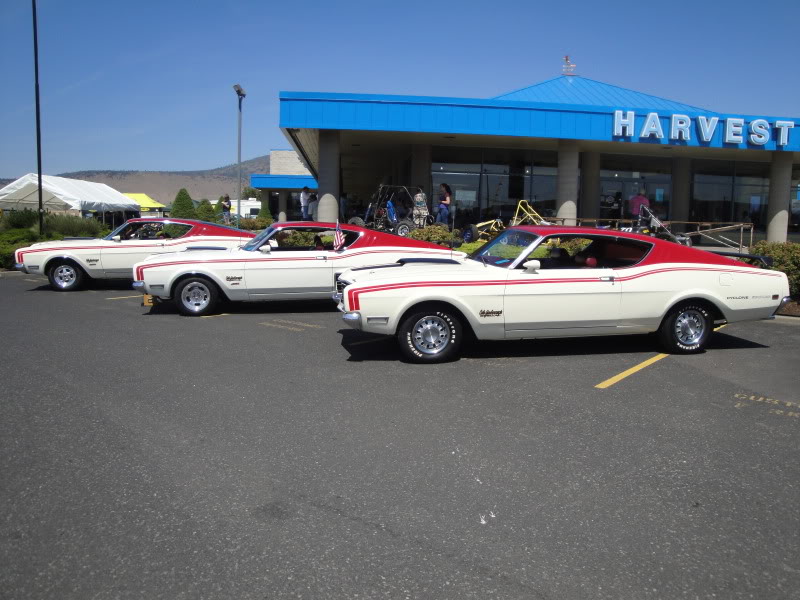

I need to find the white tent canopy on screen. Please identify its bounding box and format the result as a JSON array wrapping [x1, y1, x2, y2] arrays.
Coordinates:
[[0, 173, 139, 212]]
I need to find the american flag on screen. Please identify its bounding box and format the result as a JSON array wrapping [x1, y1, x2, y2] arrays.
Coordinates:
[[333, 220, 345, 251]]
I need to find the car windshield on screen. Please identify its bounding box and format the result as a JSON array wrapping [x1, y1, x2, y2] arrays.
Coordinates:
[[469, 230, 540, 267], [241, 226, 276, 251], [104, 222, 130, 240]]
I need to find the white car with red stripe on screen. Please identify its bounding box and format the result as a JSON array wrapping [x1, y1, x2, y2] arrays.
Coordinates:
[[14, 218, 255, 291], [336, 226, 791, 363], [132, 221, 465, 316]]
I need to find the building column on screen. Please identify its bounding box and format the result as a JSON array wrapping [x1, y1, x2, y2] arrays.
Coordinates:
[[766, 152, 793, 242], [671, 157, 691, 226], [556, 140, 579, 225], [411, 144, 432, 197], [277, 190, 288, 222], [579, 151, 600, 222], [317, 130, 340, 223]]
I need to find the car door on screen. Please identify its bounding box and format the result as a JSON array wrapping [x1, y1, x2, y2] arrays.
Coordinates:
[[503, 236, 621, 337], [244, 228, 333, 299], [101, 222, 193, 276]]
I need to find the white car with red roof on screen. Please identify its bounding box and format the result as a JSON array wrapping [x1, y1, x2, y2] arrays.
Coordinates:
[[14, 218, 255, 291], [132, 221, 464, 316], [336, 226, 791, 363]]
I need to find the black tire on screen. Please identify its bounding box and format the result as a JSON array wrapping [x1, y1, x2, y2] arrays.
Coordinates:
[[657, 302, 712, 353], [394, 219, 415, 237], [397, 306, 463, 363], [174, 277, 219, 317], [462, 225, 479, 243], [47, 260, 85, 291], [348, 217, 366, 227]]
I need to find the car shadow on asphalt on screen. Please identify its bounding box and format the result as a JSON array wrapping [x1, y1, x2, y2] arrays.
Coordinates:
[[338, 329, 768, 362], [143, 299, 338, 317], [25, 279, 135, 292]]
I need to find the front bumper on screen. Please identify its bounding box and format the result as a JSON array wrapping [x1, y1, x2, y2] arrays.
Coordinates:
[[342, 311, 362, 330], [772, 296, 792, 316], [14, 263, 26, 273], [132, 281, 145, 291]]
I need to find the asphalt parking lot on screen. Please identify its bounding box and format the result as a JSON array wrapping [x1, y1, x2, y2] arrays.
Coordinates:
[[1, 270, 798, 599]]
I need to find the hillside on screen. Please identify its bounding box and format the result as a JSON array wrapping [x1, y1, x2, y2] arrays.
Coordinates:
[[0, 155, 270, 206]]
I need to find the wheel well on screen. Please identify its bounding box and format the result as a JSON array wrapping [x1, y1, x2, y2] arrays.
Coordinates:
[[666, 297, 726, 324], [43, 256, 87, 277], [170, 273, 226, 300], [399, 300, 476, 340]]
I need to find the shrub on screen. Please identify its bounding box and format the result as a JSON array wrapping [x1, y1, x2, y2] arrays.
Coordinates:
[[195, 199, 216, 222], [258, 198, 274, 226], [407, 224, 461, 246], [2, 209, 39, 230], [44, 214, 109, 238], [170, 188, 195, 219], [751, 241, 800, 298], [236, 217, 273, 231]]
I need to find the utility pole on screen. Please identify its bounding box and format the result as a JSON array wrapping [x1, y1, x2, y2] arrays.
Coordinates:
[[233, 84, 246, 226], [32, 0, 44, 235]]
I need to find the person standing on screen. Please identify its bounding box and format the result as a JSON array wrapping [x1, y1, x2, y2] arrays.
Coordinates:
[[220, 194, 232, 224], [436, 183, 452, 226], [300, 186, 311, 221], [628, 189, 650, 219]]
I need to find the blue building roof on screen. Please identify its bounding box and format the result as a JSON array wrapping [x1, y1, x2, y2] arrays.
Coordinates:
[[493, 75, 707, 113], [250, 174, 317, 189]]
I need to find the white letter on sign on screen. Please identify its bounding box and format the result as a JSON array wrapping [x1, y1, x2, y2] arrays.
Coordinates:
[[670, 114, 691, 141], [748, 119, 770, 145], [697, 116, 719, 142], [613, 110, 635, 137], [774, 121, 795, 146], [639, 112, 664, 139], [725, 118, 745, 144]]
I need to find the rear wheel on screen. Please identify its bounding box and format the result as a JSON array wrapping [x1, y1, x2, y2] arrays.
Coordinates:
[[47, 260, 84, 291], [348, 217, 365, 227], [394, 219, 415, 237], [462, 225, 480, 243], [175, 277, 219, 317], [658, 302, 711, 353], [397, 307, 463, 363]]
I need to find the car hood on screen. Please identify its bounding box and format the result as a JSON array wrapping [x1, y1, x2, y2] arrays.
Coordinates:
[[339, 257, 500, 286], [137, 246, 240, 265]]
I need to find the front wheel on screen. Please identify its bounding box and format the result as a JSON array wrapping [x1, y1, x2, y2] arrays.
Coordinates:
[[657, 302, 711, 353], [394, 219, 415, 237], [174, 277, 219, 316], [397, 307, 463, 363], [47, 261, 85, 291]]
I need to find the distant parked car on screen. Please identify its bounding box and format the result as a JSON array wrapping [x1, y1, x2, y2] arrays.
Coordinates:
[[132, 221, 464, 316], [14, 218, 254, 291], [336, 226, 791, 362]]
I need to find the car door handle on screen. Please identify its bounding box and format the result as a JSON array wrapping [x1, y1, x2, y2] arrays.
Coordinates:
[[316, 256, 327, 260], [599, 276, 615, 282]]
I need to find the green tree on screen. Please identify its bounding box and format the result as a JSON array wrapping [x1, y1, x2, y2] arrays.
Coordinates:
[[241, 186, 260, 201], [258, 196, 274, 226], [213, 198, 225, 223], [195, 199, 216, 222], [171, 188, 196, 219]]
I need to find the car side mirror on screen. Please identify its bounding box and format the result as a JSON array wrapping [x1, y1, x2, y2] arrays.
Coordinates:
[[258, 245, 271, 254], [112, 235, 121, 242], [522, 259, 541, 273]]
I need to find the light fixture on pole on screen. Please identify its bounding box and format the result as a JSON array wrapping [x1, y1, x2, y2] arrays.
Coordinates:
[[233, 84, 246, 225]]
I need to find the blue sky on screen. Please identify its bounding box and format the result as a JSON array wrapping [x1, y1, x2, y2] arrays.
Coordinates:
[[1, 0, 797, 177]]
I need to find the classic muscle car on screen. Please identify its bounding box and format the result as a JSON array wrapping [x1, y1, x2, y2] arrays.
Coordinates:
[[14, 218, 255, 291], [336, 226, 791, 363], [132, 221, 465, 316]]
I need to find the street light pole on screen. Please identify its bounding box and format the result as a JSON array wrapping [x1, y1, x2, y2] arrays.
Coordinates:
[[32, 0, 44, 235], [233, 84, 246, 226]]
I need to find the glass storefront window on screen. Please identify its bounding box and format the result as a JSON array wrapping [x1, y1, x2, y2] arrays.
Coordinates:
[[432, 162, 480, 223], [531, 165, 557, 217]]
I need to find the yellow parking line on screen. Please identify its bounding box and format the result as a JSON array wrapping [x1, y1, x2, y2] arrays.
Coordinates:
[[273, 319, 323, 329], [595, 354, 669, 389], [25, 278, 41, 282], [201, 313, 231, 318], [260, 321, 304, 332], [105, 295, 143, 300], [595, 324, 728, 389]]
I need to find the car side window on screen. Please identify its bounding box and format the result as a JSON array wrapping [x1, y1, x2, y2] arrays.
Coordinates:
[[522, 236, 651, 269]]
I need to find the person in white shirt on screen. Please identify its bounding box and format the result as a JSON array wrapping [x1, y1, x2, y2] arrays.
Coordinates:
[[299, 187, 311, 221]]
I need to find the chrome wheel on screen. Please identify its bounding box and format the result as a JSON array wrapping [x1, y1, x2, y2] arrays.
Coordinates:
[[53, 265, 77, 288], [411, 315, 451, 355], [181, 281, 211, 313], [674, 309, 705, 346]]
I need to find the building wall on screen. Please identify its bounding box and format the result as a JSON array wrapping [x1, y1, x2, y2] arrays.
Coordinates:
[[270, 150, 312, 176]]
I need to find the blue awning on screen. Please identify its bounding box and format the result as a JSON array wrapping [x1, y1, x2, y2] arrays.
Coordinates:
[[250, 174, 317, 190]]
